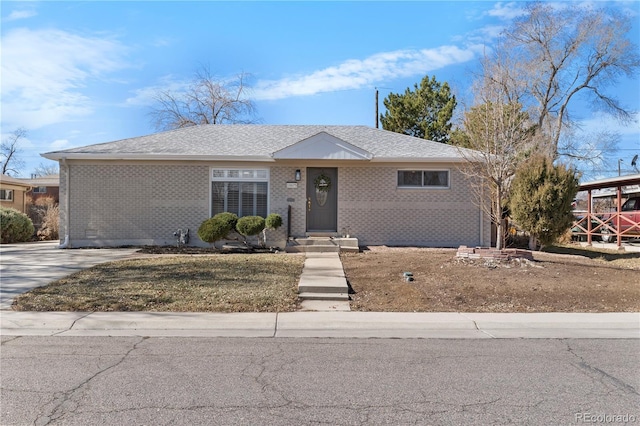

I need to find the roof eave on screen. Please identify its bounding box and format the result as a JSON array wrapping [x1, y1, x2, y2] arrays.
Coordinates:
[[41, 153, 275, 162], [370, 157, 469, 163]]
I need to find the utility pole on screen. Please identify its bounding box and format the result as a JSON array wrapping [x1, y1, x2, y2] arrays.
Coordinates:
[[375, 88, 379, 128]]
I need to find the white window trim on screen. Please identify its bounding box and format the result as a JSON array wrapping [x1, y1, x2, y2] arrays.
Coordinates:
[[32, 186, 47, 194], [397, 169, 451, 190], [209, 168, 270, 217], [211, 168, 269, 182]]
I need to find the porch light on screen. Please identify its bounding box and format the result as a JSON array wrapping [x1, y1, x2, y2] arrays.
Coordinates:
[[295, 169, 301, 181]]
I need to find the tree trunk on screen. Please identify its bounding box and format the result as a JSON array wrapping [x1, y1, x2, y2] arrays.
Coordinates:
[[528, 234, 537, 251]]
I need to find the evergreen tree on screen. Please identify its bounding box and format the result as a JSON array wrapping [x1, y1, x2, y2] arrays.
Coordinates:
[[380, 75, 456, 143], [509, 155, 579, 249]]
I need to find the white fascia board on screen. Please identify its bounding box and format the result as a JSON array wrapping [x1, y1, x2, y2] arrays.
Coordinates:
[[41, 153, 275, 162], [370, 156, 469, 163]]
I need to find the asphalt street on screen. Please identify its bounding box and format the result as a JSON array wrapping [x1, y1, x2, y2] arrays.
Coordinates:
[[1, 336, 639, 425]]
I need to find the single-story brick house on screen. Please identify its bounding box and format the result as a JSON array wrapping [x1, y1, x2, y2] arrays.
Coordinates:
[[42, 125, 491, 249], [0, 174, 32, 214], [26, 174, 60, 204]]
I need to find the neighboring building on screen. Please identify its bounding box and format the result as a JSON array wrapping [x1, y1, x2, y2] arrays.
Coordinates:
[[0, 175, 32, 214], [25, 174, 60, 204], [42, 125, 491, 249]]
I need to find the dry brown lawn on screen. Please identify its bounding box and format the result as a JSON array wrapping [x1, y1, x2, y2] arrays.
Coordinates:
[[12, 253, 305, 312], [11, 244, 640, 313], [341, 245, 640, 313]]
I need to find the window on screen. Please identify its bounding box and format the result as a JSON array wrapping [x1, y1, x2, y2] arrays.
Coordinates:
[[397, 170, 449, 189], [32, 186, 47, 194], [211, 169, 269, 217], [0, 190, 13, 201]]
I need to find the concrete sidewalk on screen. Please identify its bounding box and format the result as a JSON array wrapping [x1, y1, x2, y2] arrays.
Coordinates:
[[1, 311, 638, 339]]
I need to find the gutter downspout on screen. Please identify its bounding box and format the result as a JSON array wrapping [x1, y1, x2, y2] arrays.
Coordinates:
[[59, 158, 70, 249]]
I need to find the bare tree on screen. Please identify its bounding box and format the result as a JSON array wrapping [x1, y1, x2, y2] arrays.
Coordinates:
[[32, 162, 59, 178], [149, 67, 258, 131], [1, 128, 26, 176], [484, 2, 640, 160], [454, 70, 539, 249]]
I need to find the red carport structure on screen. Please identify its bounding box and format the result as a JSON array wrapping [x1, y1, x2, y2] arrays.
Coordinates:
[[572, 174, 640, 249]]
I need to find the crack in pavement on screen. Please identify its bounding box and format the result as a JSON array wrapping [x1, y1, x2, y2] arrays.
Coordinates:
[[239, 340, 294, 410], [564, 340, 639, 396], [51, 312, 93, 336], [0, 335, 22, 345], [33, 336, 147, 426]]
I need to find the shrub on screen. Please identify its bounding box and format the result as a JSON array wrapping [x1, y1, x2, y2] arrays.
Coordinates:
[[1, 207, 35, 243], [236, 216, 265, 240], [197, 217, 231, 246], [509, 155, 579, 249], [27, 196, 59, 240], [38, 203, 60, 241], [265, 213, 283, 230], [213, 212, 238, 231]]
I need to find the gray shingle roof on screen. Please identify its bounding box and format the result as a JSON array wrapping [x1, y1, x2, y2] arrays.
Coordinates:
[[42, 125, 475, 161]]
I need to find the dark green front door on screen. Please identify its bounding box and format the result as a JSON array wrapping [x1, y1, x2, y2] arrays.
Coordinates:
[[306, 167, 337, 232]]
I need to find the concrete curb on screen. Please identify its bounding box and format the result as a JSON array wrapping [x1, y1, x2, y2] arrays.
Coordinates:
[[1, 311, 638, 339]]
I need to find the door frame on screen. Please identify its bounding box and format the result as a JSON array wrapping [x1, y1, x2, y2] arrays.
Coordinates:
[[306, 167, 338, 232]]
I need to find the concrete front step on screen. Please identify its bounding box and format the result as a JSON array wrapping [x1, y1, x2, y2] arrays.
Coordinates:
[[299, 280, 348, 294], [298, 292, 350, 301], [287, 245, 339, 253], [286, 237, 358, 253]]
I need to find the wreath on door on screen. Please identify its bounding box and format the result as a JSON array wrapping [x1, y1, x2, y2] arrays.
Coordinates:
[[314, 173, 332, 192]]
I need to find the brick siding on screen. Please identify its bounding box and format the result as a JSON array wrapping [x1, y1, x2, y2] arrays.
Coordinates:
[[66, 162, 209, 247], [336, 165, 489, 247], [61, 161, 489, 248]]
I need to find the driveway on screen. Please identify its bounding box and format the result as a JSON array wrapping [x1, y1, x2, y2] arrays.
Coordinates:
[[0, 242, 141, 310]]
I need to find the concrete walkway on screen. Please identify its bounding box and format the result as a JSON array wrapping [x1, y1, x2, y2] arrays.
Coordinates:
[[298, 252, 350, 312]]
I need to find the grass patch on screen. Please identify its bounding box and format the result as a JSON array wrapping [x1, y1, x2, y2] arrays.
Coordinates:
[[12, 254, 305, 312]]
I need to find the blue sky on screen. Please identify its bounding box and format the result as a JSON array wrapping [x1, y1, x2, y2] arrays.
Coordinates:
[[1, 1, 639, 180]]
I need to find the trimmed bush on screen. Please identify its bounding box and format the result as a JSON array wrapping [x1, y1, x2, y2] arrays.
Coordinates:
[[197, 217, 231, 246], [212, 212, 238, 232], [265, 213, 283, 230], [1, 207, 35, 243], [236, 216, 265, 237]]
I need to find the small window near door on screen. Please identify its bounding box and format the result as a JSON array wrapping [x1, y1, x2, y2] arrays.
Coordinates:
[[397, 170, 449, 189], [32, 186, 47, 194], [0, 189, 13, 201]]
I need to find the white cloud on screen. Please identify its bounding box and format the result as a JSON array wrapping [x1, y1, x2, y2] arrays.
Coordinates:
[[578, 111, 640, 137], [4, 9, 37, 22], [50, 139, 71, 151], [486, 2, 527, 20], [124, 75, 188, 106], [1, 28, 131, 130], [252, 45, 483, 101]]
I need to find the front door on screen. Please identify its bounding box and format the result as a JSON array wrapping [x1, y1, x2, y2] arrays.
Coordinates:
[[306, 167, 337, 232]]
